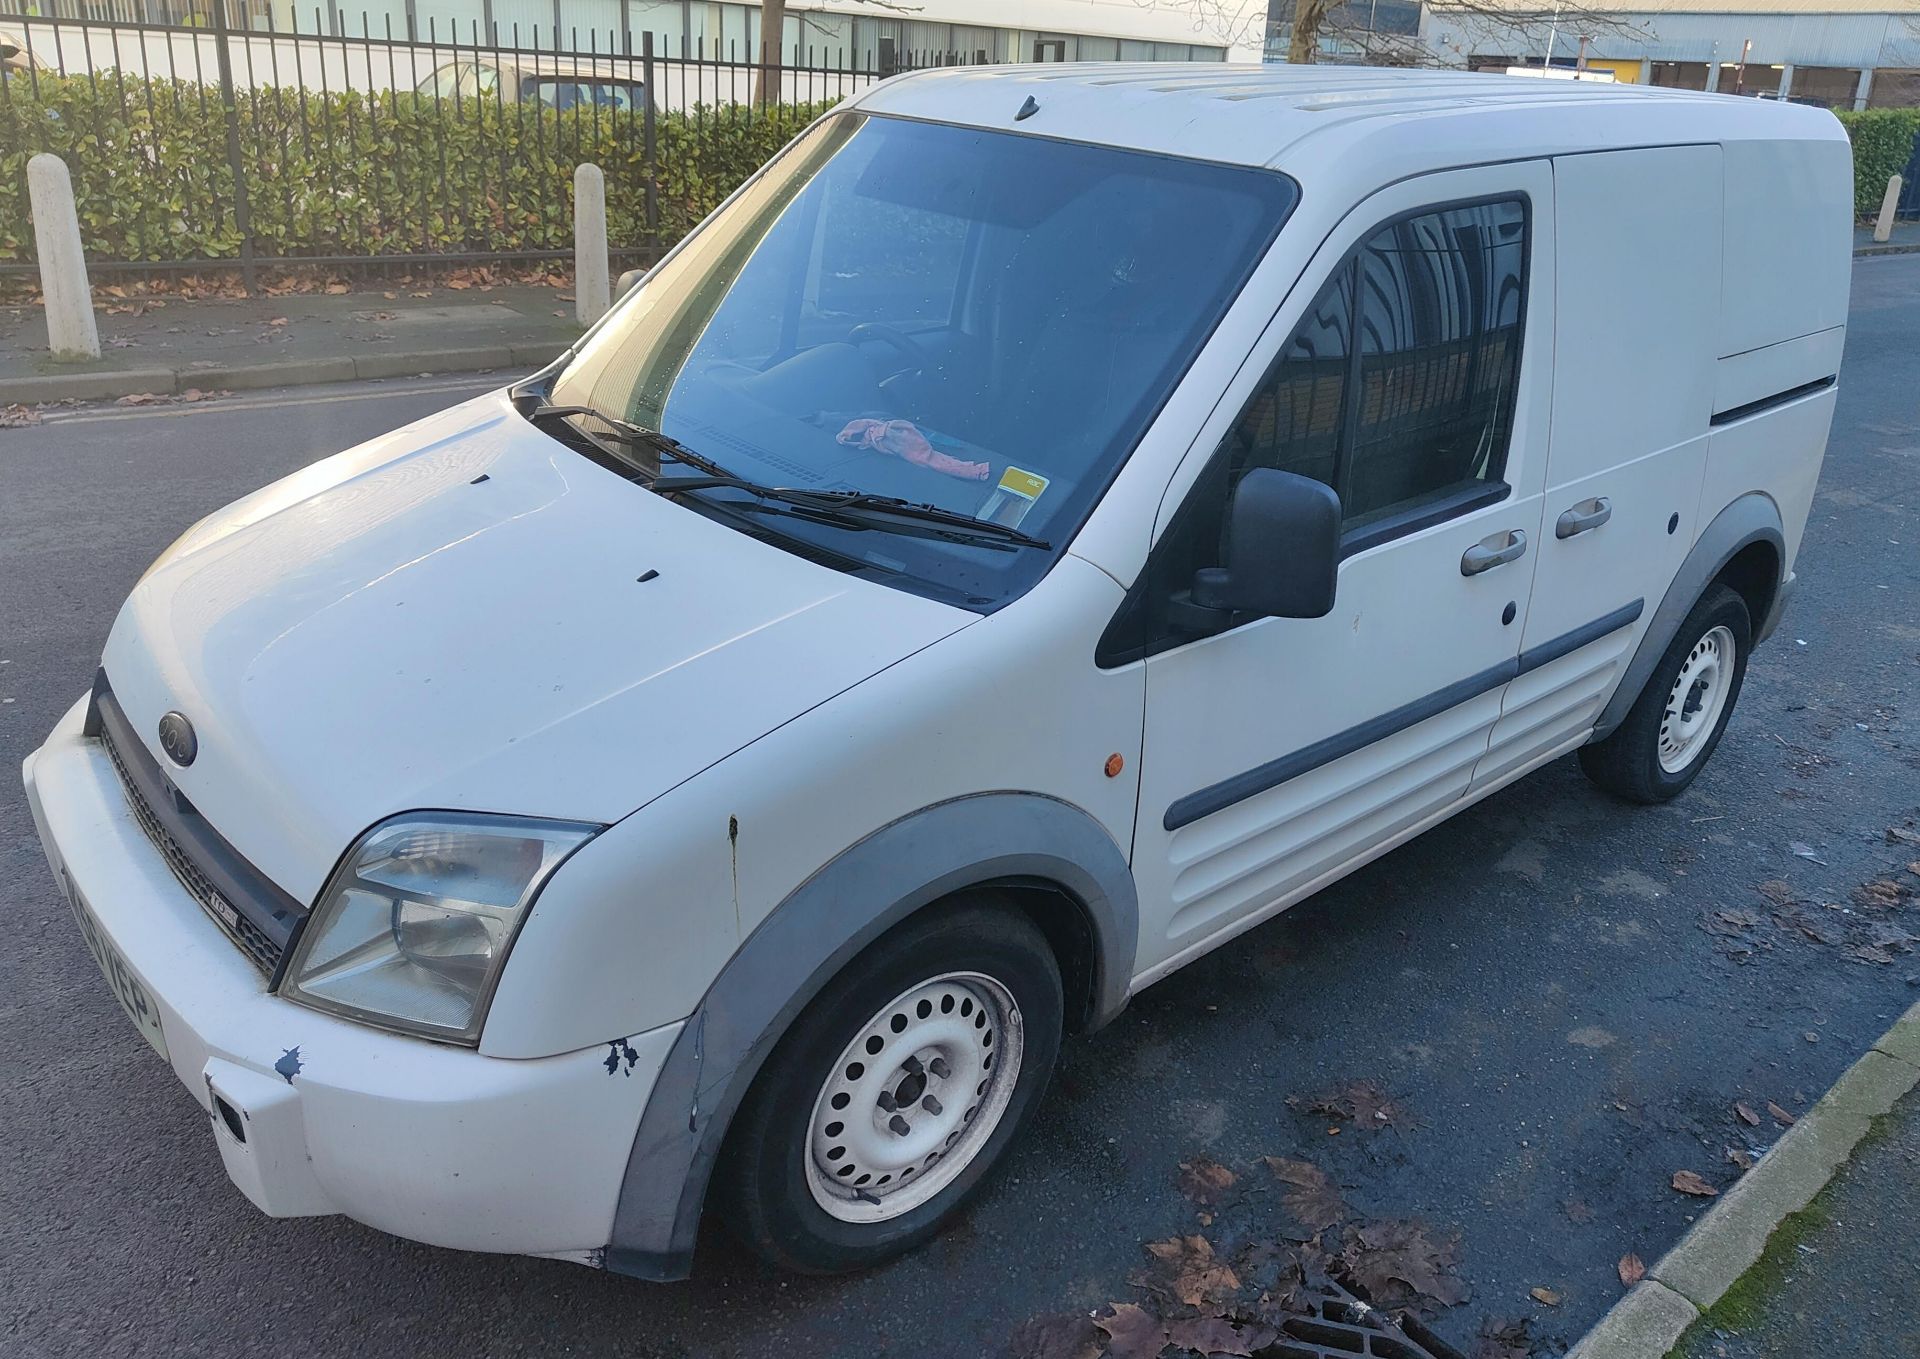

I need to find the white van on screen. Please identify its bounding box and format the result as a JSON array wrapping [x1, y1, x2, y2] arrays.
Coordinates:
[[24, 65, 1850, 1278]]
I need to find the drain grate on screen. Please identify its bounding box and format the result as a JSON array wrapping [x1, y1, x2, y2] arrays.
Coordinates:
[[1270, 1283, 1468, 1359]]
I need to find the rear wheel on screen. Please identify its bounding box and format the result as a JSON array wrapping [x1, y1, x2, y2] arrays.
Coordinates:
[[1580, 584, 1751, 803], [715, 898, 1063, 1273]]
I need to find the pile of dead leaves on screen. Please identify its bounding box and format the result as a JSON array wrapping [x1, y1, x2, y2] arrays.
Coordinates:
[[1289, 1079, 1413, 1134], [0, 403, 43, 429], [1007, 1153, 1477, 1359], [1700, 862, 1918, 968]]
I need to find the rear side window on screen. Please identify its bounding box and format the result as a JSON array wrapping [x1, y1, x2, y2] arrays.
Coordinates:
[[1096, 196, 1529, 666]]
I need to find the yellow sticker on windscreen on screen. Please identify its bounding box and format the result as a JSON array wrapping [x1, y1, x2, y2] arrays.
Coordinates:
[[980, 466, 1050, 529]]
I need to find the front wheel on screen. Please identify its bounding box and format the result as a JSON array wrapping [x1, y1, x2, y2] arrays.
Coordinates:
[[1580, 583, 1752, 803], [714, 899, 1063, 1273]]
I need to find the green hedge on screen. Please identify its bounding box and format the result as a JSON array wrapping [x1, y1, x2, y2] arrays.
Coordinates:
[[1834, 107, 1920, 217], [0, 75, 831, 264]]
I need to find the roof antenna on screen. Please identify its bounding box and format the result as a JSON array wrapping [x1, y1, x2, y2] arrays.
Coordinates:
[[1015, 95, 1039, 122]]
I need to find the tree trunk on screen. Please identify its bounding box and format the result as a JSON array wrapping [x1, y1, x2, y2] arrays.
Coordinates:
[[1289, 0, 1330, 64], [755, 0, 787, 105]]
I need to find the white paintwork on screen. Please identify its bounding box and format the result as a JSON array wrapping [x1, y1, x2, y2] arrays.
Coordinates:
[[574, 163, 612, 325], [1127, 159, 1556, 971], [23, 67, 1849, 1269], [24, 695, 678, 1257], [26, 154, 100, 363]]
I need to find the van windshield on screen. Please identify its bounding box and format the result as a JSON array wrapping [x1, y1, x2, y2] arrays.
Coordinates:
[[547, 112, 1296, 609]]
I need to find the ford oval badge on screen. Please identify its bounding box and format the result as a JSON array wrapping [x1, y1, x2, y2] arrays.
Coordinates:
[[157, 711, 198, 767]]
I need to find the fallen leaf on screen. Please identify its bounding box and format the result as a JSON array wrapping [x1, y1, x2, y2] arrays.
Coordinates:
[[445, 277, 472, 290], [1734, 1102, 1761, 1126], [409, 289, 433, 298], [1338, 1219, 1471, 1310], [382, 290, 398, 300], [1908, 862, 1920, 878], [1139, 1235, 1240, 1309], [1165, 1316, 1265, 1356], [115, 392, 163, 405], [1092, 1303, 1164, 1359], [1671, 1170, 1718, 1197], [1618, 1252, 1646, 1286], [1755, 879, 1797, 907], [1856, 880, 1906, 910], [1847, 944, 1898, 966], [1176, 1157, 1237, 1207], [1473, 1316, 1535, 1359], [266, 315, 289, 327], [1301, 1080, 1409, 1130], [1007, 1311, 1102, 1359], [1529, 1285, 1561, 1306], [1766, 1101, 1797, 1126], [0, 403, 43, 428], [1262, 1157, 1350, 1236], [1888, 826, 1920, 846], [1728, 1146, 1755, 1171]]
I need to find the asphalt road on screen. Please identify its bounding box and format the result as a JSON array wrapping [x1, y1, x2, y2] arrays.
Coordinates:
[[4, 257, 1919, 1359]]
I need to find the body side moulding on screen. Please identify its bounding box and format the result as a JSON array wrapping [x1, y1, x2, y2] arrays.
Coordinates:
[[1591, 491, 1785, 742], [602, 791, 1138, 1280]]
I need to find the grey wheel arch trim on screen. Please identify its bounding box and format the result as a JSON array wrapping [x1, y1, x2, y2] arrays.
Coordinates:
[[602, 791, 1139, 1280], [1591, 492, 1785, 741]]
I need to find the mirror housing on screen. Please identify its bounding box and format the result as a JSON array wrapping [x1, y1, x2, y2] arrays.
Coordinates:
[[1190, 468, 1341, 620]]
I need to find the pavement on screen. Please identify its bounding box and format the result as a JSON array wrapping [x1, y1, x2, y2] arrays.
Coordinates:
[[1855, 219, 1920, 257], [0, 226, 1909, 409], [1, 255, 1918, 1359], [0, 281, 582, 404], [1672, 1087, 1920, 1358]]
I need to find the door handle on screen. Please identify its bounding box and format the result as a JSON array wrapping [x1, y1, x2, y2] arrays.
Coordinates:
[[1555, 496, 1613, 539], [1461, 528, 1528, 577]]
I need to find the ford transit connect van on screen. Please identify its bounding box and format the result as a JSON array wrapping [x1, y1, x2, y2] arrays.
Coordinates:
[[24, 65, 1850, 1278]]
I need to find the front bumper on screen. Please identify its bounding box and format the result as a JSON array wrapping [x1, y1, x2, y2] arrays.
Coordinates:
[[23, 692, 681, 1262]]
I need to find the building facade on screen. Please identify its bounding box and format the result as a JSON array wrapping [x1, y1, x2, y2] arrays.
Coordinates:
[[32, 0, 1270, 62]]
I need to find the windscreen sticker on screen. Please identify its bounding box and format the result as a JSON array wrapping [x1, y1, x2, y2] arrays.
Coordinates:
[[979, 466, 1050, 529]]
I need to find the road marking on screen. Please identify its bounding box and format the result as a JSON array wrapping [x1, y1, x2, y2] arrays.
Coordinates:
[[34, 374, 506, 426]]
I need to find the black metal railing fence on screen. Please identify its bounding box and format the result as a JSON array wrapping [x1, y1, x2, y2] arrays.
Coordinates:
[[0, 8, 975, 284]]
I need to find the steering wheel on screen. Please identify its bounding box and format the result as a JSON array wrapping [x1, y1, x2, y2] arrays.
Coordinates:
[[845, 322, 934, 371]]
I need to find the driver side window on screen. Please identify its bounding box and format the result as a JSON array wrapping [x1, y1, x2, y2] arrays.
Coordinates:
[[1098, 197, 1529, 667]]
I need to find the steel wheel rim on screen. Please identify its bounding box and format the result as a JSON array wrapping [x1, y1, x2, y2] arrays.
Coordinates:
[[803, 971, 1024, 1224], [1659, 624, 1735, 773]]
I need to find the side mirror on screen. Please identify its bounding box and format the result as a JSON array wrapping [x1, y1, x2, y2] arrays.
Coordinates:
[[1190, 468, 1341, 620]]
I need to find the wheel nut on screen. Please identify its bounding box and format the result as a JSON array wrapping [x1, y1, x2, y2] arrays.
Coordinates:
[[928, 1057, 951, 1079], [876, 1091, 897, 1112], [889, 1114, 911, 1136], [921, 1095, 943, 1116]]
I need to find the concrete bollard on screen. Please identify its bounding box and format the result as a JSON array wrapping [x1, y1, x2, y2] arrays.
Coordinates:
[[574, 163, 611, 327], [27, 153, 101, 362], [1875, 173, 1903, 244]]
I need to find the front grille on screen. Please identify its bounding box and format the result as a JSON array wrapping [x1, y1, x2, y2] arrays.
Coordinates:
[[100, 718, 285, 975]]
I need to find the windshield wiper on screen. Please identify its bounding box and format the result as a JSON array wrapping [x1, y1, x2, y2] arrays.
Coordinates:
[[653, 476, 1051, 551], [523, 403, 734, 480], [525, 402, 1049, 551]]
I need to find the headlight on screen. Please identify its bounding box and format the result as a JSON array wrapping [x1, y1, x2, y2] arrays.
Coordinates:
[[280, 813, 599, 1044]]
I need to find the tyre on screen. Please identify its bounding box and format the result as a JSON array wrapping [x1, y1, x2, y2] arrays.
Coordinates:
[[714, 897, 1063, 1273], [1579, 583, 1751, 804]]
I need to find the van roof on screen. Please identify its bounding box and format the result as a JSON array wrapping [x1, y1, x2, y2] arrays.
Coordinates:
[[848, 63, 1847, 174]]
